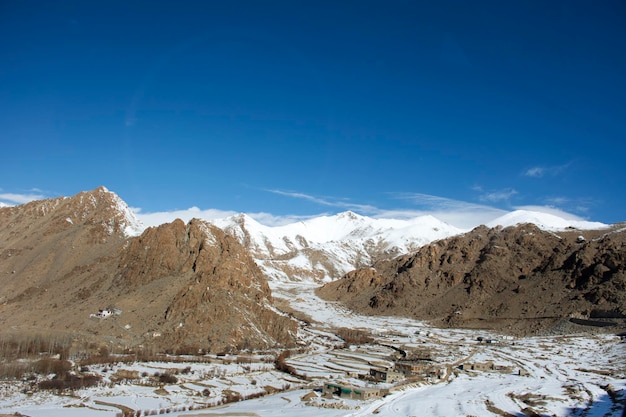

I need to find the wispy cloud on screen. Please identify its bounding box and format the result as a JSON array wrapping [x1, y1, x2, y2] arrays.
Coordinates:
[[525, 167, 545, 177], [132, 205, 317, 229], [132, 207, 239, 229], [247, 212, 320, 227], [267, 189, 508, 228], [265, 189, 504, 228], [478, 189, 518, 203], [524, 162, 572, 178], [0, 190, 47, 205], [266, 189, 379, 213], [539, 196, 595, 217], [391, 192, 507, 228], [393, 192, 484, 211]]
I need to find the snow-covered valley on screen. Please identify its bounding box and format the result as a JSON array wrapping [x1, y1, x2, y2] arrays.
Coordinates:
[[2, 284, 624, 417]]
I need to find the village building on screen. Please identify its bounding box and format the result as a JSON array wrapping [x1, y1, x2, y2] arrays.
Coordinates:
[[90, 307, 121, 319], [395, 360, 438, 377], [322, 382, 381, 400], [459, 361, 495, 371], [90, 309, 112, 319], [369, 367, 404, 383], [459, 361, 514, 374]]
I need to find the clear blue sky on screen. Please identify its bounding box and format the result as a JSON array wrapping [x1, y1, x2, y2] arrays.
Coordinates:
[[1, 1, 625, 225]]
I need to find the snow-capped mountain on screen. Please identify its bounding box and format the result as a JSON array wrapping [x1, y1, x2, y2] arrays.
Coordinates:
[[211, 211, 463, 283], [95, 186, 145, 237], [5, 186, 611, 286], [210, 209, 610, 284]]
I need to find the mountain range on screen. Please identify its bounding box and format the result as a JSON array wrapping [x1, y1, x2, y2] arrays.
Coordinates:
[[0, 187, 623, 352], [319, 222, 626, 335], [0, 187, 297, 354]]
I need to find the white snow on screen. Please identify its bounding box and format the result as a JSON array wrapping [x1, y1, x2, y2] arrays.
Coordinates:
[[1, 283, 624, 417], [487, 209, 608, 231], [209, 208, 611, 284], [211, 211, 463, 283], [105, 189, 144, 237]]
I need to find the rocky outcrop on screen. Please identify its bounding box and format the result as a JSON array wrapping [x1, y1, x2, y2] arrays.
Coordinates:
[[0, 188, 297, 353], [318, 224, 626, 335], [114, 218, 296, 352]]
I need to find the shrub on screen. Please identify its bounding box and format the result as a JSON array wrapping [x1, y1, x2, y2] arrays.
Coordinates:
[[335, 328, 374, 345], [33, 358, 71, 377], [158, 372, 178, 384], [37, 374, 102, 391], [0, 362, 28, 379]]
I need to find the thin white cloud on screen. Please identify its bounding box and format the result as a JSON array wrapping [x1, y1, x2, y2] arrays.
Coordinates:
[[540, 196, 594, 217], [393, 192, 480, 211], [0, 191, 47, 205], [246, 212, 320, 227], [266, 189, 379, 214], [267, 189, 516, 229], [266, 189, 334, 206], [544, 196, 569, 206], [132, 206, 318, 229], [132, 207, 239, 229], [127, 188, 604, 232], [390, 192, 508, 229], [478, 189, 518, 203], [524, 162, 572, 178], [126, 188, 600, 232], [525, 167, 545, 177]]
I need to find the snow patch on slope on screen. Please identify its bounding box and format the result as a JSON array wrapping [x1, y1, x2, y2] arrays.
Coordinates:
[[101, 187, 145, 237]]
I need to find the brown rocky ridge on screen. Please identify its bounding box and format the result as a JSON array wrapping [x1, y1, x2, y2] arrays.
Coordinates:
[[318, 223, 626, 335], [0, 187, 297, 353]]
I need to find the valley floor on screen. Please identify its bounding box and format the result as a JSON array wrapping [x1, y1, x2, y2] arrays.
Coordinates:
[[1, 283, 625, 417]]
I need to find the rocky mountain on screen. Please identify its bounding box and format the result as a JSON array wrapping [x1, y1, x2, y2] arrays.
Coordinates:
[[212, 212, 463, 283], [210, 210, 608, 288], [2, 186, 622, 350], [0, 187, 297, 353], [318, 223, 626, 335]]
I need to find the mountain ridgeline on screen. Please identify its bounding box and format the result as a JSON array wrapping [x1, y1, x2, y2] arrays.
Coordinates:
[[1, 187, 624, 353], [318, 223, 626, 335], [0, 187, 297, 353], [213, 211, 463, 283]]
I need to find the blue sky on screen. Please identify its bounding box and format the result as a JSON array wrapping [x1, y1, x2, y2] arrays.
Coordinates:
[[1, 1, 625, 226]]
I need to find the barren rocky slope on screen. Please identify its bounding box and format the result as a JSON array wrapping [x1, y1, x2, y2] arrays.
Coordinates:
[[0, 187, 297, 353], [318, 223, 626, 335]]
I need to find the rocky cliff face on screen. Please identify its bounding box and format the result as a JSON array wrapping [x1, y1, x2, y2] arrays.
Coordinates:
[[318, 224, 626, 335], [0, 188, 297, 353], [114, 218, 296, 351]]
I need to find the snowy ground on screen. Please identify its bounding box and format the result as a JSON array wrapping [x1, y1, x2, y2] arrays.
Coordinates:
[[1, 284, 624, 417]]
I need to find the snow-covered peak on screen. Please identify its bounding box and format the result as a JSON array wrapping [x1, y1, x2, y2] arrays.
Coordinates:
[[486, 210, 608, 231], [210, 210, 464, 283], [208, 207, 615, 284], [104, 189, 145, 237], [68, 187, 145, 237]]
